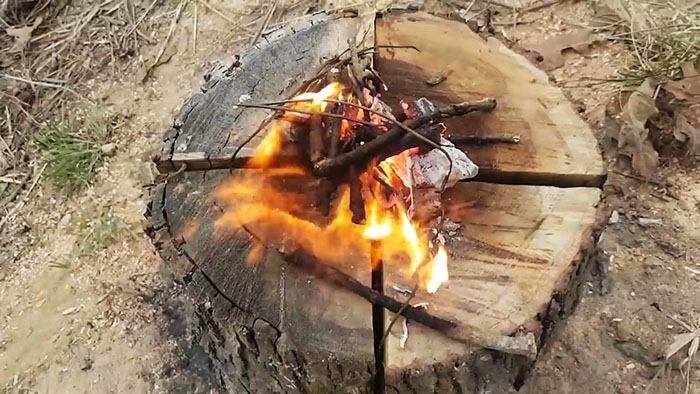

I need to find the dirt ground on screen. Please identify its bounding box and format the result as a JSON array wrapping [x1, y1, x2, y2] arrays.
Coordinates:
[[0, 0, 698, 393]]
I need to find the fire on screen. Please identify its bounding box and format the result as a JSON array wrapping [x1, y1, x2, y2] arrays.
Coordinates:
[[424, 246, 448, 294], [217, 82, 449, 294], [249, 83, 343, 167]]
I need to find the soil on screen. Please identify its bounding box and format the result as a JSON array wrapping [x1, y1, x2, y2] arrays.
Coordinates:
[[1, 1, 698, 393]]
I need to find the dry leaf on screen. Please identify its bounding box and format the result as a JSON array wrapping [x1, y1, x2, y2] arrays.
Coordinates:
[[665, 331, 700, 360], [689, 336, 699, 358], [631, 140, 659, 179], [525, 29, 597, 70], [6, 16, 43, 52], [674, 111, 700, 156], [618, 78, 660, 178], [664, 62, 700, 103]]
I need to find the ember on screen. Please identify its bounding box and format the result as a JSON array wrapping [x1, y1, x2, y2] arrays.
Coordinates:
[[215, 60, 495, 295]]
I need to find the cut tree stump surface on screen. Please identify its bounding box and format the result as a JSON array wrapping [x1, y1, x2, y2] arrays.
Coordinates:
[[375, 12, 605, 187], [146, 10, 605, 394]]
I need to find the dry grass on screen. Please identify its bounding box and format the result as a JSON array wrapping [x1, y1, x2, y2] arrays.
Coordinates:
[[593, 0, 700, 84]]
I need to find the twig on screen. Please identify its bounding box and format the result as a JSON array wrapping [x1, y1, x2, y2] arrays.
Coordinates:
[[161, 163, 187, 182], [1, 168, 31, 205], [199, 1, 237, 25], [233, 103, 379, 128], [250, 0, 277, 46], [450, 133, 521, 144], [240, 225, 457, 332], [311, 99, 497, 184], [523, 0, 563, 14], [379, 283, 419, 351], [147, 0, 186, 80], [1, 74, 91, 104], [125, 0, 158, 37], [1, 107, 13, 159], [256, 97, 496, 191], [26, 163, 47, 197]]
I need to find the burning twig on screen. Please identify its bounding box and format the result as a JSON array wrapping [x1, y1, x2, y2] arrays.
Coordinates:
[[233, 103, 378, 128], [308, 114, 325, 163], [349, 165, 366, 224], [311, 99, 496, 178]]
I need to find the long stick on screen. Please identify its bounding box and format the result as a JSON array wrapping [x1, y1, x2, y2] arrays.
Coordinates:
[[285, 250, 457, 331], [371, 241, 385, 394], [233, 103, 379, 128]]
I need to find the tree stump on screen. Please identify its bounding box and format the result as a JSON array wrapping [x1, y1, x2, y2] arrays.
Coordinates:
[[146, 10, 606, 394]]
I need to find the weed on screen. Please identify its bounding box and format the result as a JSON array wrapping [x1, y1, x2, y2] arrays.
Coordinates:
[[76, 206, 123, 255], [646, 313, 700, 394], [34, 111, 111, 193]]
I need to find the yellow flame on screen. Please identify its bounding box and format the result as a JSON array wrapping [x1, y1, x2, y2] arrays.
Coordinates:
[[363, 203, 392, 240], [248, 83, 343, 167], [401, 211, 425, 277], [424, 246, 448, 294]]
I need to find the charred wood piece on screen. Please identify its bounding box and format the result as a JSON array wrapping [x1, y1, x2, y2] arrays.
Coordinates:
[[349, 165, 366, 224], [286, 250, 458, 332], [309, 114, 325, 163]]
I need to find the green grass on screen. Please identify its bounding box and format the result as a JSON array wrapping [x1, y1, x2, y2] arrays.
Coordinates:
[[34, 112, 111, 193]]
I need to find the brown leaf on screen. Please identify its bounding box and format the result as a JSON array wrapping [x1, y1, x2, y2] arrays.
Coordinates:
[[618, 79, 657, 150], [5, 16, 43, 52], [674, 110, 700, 156], [525, 29, 597, 70], [664, 62, 700, 103], [631, 139, 659, 179], [618, 78, 660, 178]]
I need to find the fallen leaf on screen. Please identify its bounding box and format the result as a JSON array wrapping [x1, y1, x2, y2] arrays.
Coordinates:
[[5, 16, 43, 52], [664, 62, 700, 103], [665, 331, 700, 360], [631, 139, 659, 179], [618, 78, 659, 178], [525, 29, 597, 70], [673, 106, 700, 156]]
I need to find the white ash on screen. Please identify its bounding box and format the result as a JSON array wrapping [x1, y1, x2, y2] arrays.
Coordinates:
[[388, 138, 478, 190], [392, 285, 413, 295], [400, 318, 409, 348], [406, 138, 478, 189]]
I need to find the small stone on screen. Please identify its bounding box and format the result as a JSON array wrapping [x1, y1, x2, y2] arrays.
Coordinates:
[[80, 355, 93, 371], [616, 320, 633, 342], [100, 143, 117, 157], [609, 210, 620, 224], [59, 213, 72, 227]]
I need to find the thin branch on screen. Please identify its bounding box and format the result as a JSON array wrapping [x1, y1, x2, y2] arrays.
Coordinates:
[[233, 103, 379, 128], [1, 74, 91, 103], [250, 0, 277, 46]]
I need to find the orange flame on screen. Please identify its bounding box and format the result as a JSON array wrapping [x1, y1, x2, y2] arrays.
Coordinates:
[[216, 82, 449, 294]]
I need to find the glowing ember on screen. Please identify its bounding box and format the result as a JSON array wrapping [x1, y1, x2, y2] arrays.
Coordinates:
[[216, 82, 450, 294]]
